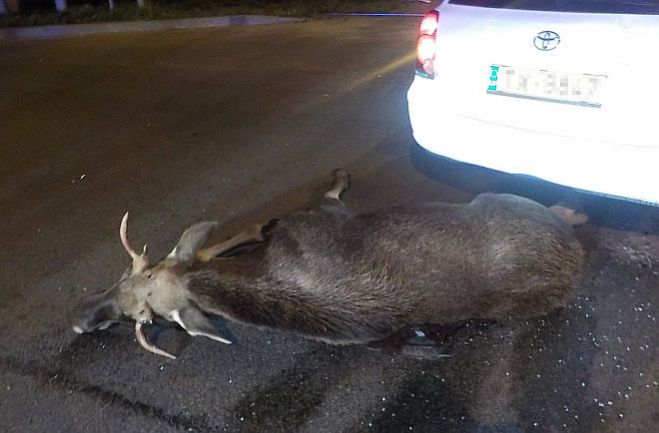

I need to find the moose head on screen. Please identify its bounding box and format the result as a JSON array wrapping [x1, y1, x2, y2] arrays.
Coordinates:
[[71, 213, 232, 359]]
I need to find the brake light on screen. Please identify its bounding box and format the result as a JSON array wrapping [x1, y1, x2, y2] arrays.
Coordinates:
[[416, 11, 439, 79], [419, 11, 439, 35]]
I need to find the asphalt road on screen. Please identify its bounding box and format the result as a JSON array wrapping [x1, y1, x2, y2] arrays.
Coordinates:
[[1, 17, 657, 433]]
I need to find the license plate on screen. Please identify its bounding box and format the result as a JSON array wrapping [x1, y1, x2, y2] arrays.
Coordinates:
[[487, 65, 606, 107]]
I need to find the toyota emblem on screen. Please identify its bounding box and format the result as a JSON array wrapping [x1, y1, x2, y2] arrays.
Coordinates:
[[534, 31, 560, 51]]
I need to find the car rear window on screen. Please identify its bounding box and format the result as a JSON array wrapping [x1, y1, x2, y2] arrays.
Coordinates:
[[448, 0, 659, 14]]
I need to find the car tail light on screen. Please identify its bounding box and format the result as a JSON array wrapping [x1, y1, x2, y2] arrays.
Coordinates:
[[416, 11, 439, 79]]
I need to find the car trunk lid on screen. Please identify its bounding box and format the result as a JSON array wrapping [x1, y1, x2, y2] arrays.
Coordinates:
[[433, 2, 659, 148]]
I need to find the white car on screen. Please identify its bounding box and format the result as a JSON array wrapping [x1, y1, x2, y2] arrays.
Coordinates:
[[407, 0, 659, 206]]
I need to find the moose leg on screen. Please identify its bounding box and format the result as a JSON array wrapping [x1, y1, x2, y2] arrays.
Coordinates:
[[549, 204, 588, 226], [366, 326, 453, 360], [323, 169, 351, 204], [195, 224, 266, 262]]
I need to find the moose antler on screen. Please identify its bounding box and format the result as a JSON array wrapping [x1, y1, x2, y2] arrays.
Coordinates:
[[135, 322, 177, 360], [120, 212, 149, 274]]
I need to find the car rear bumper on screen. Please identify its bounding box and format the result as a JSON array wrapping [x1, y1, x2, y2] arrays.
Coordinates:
[[408, 78, 659, 206]]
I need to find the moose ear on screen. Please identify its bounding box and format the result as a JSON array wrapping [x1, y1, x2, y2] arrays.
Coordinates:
[[171, 305, 232, 344], [167, 221, 218, 266]]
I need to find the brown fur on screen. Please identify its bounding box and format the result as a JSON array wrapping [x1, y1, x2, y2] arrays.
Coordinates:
[[71, 174, 585, 350], [184, 193, 584, 344]]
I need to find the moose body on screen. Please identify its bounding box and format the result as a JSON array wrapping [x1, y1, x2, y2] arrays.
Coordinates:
[[72, 171, 585, 358], [188, 193, 583, 344]]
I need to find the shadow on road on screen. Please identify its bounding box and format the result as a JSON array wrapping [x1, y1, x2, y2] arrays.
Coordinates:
[[410, 143, 659, 235]]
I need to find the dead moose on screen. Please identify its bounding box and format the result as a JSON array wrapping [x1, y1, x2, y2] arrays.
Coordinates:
[[71, 170, 586, 359]]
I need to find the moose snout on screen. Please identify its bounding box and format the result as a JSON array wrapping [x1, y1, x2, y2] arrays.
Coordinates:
[[70, 290, 123, 335]]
